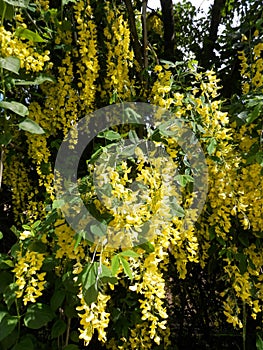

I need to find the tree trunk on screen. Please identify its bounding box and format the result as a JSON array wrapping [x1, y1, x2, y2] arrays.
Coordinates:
[[200, 0, 226, 69], [160, 0, 175, 61]]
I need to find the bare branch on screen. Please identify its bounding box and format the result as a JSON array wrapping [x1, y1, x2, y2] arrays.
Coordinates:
[[123, 0, 143, 68], [200, 0, 226, 69], [0, 148, 3, 190], [142, 0, 148, 70]]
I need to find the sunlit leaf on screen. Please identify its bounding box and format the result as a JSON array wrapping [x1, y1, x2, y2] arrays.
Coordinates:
[[19, 118, 45, 134], [119, 256, 133, 279], [0, 56, 20, 74], [4, 0, 29, 7], [15, 27, 45, 42], [0, 101, 28, 116]]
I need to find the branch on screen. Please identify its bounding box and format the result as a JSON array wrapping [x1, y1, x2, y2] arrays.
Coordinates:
[[123, 0, 143, 69], [0, 148, 3, 190], [160, 0, 175, 61], [142, 0, 148, 70], [200, 0, 227, 69]]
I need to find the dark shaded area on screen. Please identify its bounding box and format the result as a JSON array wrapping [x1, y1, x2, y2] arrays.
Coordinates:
[[199, 0, 227, 70], [0, 185, 16, 254], [165, 255, 259, 350], [160, 0, 175, 61]]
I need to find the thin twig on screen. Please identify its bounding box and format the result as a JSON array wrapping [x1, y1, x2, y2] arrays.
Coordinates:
[[0, 148, 4, 190], [123, 0, 143, 68], [142, 0, 148, 70], [65, 317, 71, 347]]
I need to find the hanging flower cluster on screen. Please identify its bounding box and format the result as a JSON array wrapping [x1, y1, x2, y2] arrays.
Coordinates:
[[103, 1, 134, 102], [0, 0, 262, 349], [13, 249, 46, 305]]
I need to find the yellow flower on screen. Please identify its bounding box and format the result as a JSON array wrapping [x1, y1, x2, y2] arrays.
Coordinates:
[[20, 230, 32, 240]]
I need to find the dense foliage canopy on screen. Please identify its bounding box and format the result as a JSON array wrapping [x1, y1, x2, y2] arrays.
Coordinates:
[[0, 0, 262, 349]]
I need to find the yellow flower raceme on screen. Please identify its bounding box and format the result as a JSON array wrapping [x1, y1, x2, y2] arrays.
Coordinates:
[[3, 154, 32, 221], [74, 0, 99, 113], [55, 220, 86, 261], [103, 2, 134, 101], [76, 291, 111, 346], [13, 250, 46, 305], [0, 27, 50, 72]]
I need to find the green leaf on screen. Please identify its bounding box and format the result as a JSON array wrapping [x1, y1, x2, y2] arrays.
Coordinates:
[[99, 264, 117, 284], [81, 263, 97, 286], [120, 250, 139, 258], [52, 199, 65, 209], [111, 255, 120, 276], [74, 232, 83, 250], [90, 223, 106, 237], [169, 198, 185, 218], [0, 312, 8, 323], [159, 124, 178, 137], [69, 331, 79, 343], [3, 283, 17, 309], [0, 259, 14, 268], [255, 151, 263, 166], [11, 336, 34, 350], [0, 0, 14, 20], [42, 256, 56, 272], [139, 221, 150, 235], [19, 118, 45, 134], [0, 272, 12, 293], [209, 227, 216, 241], [28, 241, 47, 253], [159, 59, 176, 67], [22, 224, 31, 230], [119, 256, 133, 280], [236, 253, 247, 274], [62, 0, 77, 5], [0, 56, 20, 74], [174, 174, 194, 187], [0, 101, 28, 116], [118, 144, 136, 157], [256, 334, 263, 350], [24, 303, 55, 329], [136, 241, 155, 253], [128, 130, 139, 144], [247, 96, 263, 107], [0, 132, 12, 146], [64, 301, 78, 319], [1, 329, 18, 350], [4, 0, 29, 8], [32, 220, 41, 229], [98, 130, 121, 141], [51, 319, 67, 339], [246, 103, 263, 124], [62, 272, 77, 293], [81, 263, 99, 305], [0, 314, 18, 341], [50, 289, 66, 311], [82, 283, 98, 306], [109, 90, 117, 104], [15, 27, 45, 42], [14, 74, 55, 86], [0, 231, 3, 239], [10, 226, 20, 238], [9, 243, 19, 259], [64, 345, 79, 350], [207, 137, 217, 156], [238, 231, 249, 247], [237, 111, 248, 123], [80, 262, 117, 303], [124, 107, 142, 123]]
